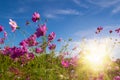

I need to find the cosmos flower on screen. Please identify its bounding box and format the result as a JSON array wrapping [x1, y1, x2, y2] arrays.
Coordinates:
[[48, 44, 56, 50], [113, 76, 120, 80], [35, 24, 47, 37], [35, 48, 43, 53], [4, 31, 7, 38], [0, 38, 5, 44], [98, 72, 104, 80], [57, 38, 62, 42], [95, 26, 103, 34], [9, 19, 18, 32], [115, 28, 120, 33], [70, 56, 78, 66], [20, 34, 38, 47], [109, 30, 113, 34], [48, 32, 56, 41], [32, 12, 40, 22], [26, 53, 34, 60], [61, 59, 69, 68], [26, 20, 30, 25], [0, 25, 4, 32], [19, 40, 28, 47], [10, 47, 27, 59]]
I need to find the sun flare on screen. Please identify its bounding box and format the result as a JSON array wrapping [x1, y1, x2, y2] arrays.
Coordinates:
[[80, 38, 113, 71]]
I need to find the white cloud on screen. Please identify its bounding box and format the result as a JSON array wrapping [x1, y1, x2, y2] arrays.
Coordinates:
[[112, 6, 120, 14], [72, 0, 89, 8], [87, 0, 120, 8], [44, 9, 81, 19], [17, 7, 27, 13], [14, 7, 28, 14], [74, 28, 96, 39], [44, 13, 57, 19], [73, 0, 80, 5], [55, 9, 80, 15]]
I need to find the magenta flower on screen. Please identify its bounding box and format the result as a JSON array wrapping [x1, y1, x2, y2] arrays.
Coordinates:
[[95, 26, 103, 34], [113, 76, 120, 80], [0, 38, 5, 44], [19, 40, 28, 47], [32, 12, 40, 22], [9, 19, 18, 32], [97, 26, 103, 31], [109, 30, 113, 34], [26, 20, 30, 25], [35, 24, 47, 37], [48, 44, 56, 50], [98, 72, 104, 80], [20, 34, 38, 47], [0, 25, 4, 32], [35, 48, 43, 53], [26, 34, 38, 47], [57, 38, 62, 42], [26, 53, 34, 60], [10, 46, 27, 59], [61, 60, 69, 68], [70, 56, 78, 66], [48, 32, 56, 41], [2, 46, 11, 55], [115, 28, 120, 33], [4, 31, 7, 38]]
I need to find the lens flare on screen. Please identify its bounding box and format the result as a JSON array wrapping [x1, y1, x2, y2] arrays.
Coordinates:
[[80, 38, 113, 71]]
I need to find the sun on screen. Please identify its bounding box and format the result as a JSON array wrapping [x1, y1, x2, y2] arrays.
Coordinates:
[[80, 38, 112, 71], [85, 54, 103, 66]]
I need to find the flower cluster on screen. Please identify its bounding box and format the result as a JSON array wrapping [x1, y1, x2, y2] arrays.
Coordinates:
[[0, 12, 57, 64], [96, 26, 120, 35]]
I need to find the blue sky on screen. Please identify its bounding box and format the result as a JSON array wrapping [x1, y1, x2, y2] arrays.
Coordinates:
[[0, 0, 120, 46]]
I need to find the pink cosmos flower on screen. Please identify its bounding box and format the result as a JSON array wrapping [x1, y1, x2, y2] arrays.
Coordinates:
[[35, 24, 47, 37], [26, 34, 38, 47], [35, 48, 43, 53], [26, 53, 34, 60], [113, 76, 120, 80], [70, 56, 78, 66], [109, 30, 113, 34], [0, 25, 4, 32], [57, 38, 62, 42], [20, 34, 38, 47], [115, 28, 120, 33], [98, 72, 104, 80], [95, 26, 103, 34], [48, 44, 56, 50], [97, 26, 103, 31], [48, 32, 56, 41], [26, 20, 30, 25], [9, 46, 28, 59], [4, 31, 7, 38], [61, 59, 69, 68], [32, 12, 40, 22], [9, 19, 18, 32], [19, 40, 28, 47], [0, 38, 5, 44]]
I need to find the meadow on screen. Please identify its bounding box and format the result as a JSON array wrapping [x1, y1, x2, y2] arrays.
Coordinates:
[[0, 12, 120, 80]]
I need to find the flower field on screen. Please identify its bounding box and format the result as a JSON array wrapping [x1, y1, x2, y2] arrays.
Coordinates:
[[0, 12, 120, 80]]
